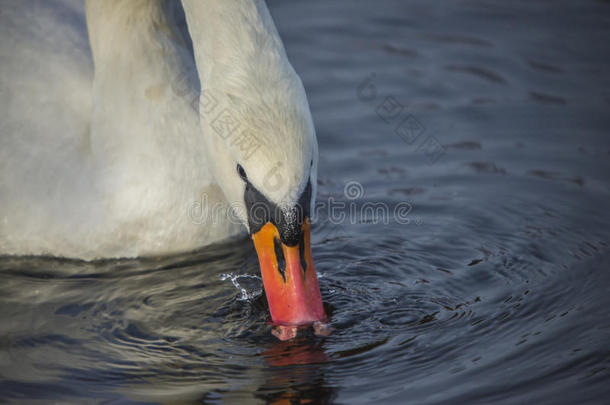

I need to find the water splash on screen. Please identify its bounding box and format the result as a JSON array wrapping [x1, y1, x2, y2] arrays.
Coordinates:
[[219, 273, 263, 301]]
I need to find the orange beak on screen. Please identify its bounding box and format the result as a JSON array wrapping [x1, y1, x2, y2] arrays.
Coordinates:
[[252, 219, 326, 326]]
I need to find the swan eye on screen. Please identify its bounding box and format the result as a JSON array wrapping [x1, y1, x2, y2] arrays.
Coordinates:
[[237, 164, 248, 181]]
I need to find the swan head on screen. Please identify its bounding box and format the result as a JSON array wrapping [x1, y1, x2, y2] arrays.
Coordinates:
[[199, 71, 326, 327]]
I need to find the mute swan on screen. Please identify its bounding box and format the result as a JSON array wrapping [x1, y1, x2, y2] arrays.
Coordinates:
[[0, 0, 325, 326]]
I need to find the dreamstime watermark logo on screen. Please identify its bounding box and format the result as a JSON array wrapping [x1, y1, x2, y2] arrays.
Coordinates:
[[187, 180, 417, 227], [320, 181, 414, 225], [187, 194, 243, 226], [344, 181, 364, 199]]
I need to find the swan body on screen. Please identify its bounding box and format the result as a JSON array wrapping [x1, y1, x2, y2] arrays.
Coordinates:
[[0, 0, 317, 261]]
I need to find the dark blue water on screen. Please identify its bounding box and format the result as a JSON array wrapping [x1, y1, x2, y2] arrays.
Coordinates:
[[2, 0, 610, 403]]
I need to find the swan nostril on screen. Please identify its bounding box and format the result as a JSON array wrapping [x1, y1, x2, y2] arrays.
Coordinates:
[[299, 234, 307, 273], [273, 237, 286, 282], [236, 164, 248, 181]]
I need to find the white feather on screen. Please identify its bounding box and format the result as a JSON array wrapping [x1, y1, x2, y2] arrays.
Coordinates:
[[0, 0, 317, 259]]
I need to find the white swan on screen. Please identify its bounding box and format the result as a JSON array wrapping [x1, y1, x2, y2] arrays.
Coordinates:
[[0, 0, 325, 326]]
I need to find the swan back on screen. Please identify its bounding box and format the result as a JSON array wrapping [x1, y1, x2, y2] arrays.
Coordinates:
[[1, 0, 242, 258], [0, 0, 314, 258]]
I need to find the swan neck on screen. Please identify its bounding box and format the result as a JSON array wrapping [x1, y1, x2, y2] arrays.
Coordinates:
[[85, 0, 190, 73], [84, 0, 203, 181], [180, 0, 294, 88]]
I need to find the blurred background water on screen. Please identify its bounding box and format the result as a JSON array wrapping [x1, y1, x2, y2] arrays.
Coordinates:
[[2, 0, 610, 403]]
